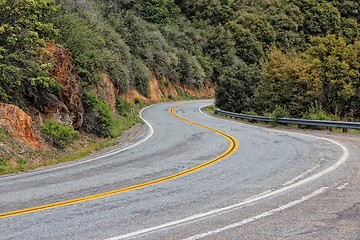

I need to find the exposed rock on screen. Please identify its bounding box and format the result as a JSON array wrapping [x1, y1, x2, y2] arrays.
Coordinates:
[[149, 76, 164, 100], [183, 82, 216, 98], [95, 73, 116, 112], [120, 89, 149, 104], [120, 76, 216, 103], [158, 77, 179, 99], [45, 41, 84, 129], [0, 103, 41, 148]]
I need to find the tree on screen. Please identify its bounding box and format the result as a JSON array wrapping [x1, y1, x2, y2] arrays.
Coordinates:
[[226, 21, 264, 64], [251, 47, 322, 116], [142, 0, 181, 24], [0, 0, 59, 104], [203, 26, 236, 81], [215, 62, 261, 113], [174, 0, 232, 24], [330, 0, 360, 21], [233, 12, 276, 48], [291, 0, 341, 36], [306, 35, 360, 116]]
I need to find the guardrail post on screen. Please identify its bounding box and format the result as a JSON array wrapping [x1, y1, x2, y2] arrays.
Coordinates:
[[325, 126, 333, 132], [343, 128, 348, 133]]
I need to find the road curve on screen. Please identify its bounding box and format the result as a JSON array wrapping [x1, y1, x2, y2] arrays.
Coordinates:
[[0, 100, 355, 240]]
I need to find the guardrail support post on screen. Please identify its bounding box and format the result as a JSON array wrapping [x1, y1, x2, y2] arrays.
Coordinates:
[[325, 126, 333, 132], [343, 128, 348, 133]]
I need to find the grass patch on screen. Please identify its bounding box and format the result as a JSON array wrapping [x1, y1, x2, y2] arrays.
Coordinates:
[[204, 105, 215, 114], [0, 157, 11, 174], [110, 114, 142, 138]]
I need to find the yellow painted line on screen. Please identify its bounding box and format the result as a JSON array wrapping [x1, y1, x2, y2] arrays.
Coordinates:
[[0, 103, 239, 219]]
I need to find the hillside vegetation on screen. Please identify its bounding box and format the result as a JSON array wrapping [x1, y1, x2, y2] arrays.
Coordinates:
[[0, 0, 360, 172], [2, 0, 360, 119]]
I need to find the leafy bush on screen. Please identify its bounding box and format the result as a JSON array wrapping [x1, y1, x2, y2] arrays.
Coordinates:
[[116, 98, 132, 117], [142, 0, 181, 24], [41, 120, 80, 148], [82, 91, 112, 137], [270, 105, 290, 121], [244, 111, 259, 123], [134, 98, 142, 105], [303, 102, 334, 121]]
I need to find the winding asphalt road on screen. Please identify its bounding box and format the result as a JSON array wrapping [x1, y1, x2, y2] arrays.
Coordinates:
[[0, 100, 359, 239]]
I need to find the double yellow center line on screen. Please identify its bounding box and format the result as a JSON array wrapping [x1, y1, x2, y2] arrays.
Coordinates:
[[0, 103, 239, 219]]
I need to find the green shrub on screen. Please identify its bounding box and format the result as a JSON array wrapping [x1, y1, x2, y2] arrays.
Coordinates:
[[82, 91, 113, 137], [116, 98, 132, 117], [303, 102, 333, 121], [41, 120, 80, 149], [0, 157, 11, 174], [245, 111, 259, 123], [134, 98, 142, 105], [270, 105, 290, 122], [302, 102, 336, 129]]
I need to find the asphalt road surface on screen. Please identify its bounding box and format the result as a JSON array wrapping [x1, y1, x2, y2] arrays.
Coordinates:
[[1, 100, 359, 240]]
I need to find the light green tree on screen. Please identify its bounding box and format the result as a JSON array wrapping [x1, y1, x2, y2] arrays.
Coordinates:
[[252, 47, 322, 116], [306, 35, 360, 116]]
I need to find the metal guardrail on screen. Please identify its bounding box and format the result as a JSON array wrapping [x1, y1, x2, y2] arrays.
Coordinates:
[[214, 109, 360, 132]]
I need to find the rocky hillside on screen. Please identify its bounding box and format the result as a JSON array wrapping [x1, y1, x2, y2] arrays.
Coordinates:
[[0, 0, 217, 174], [1, 0, 360, 174]]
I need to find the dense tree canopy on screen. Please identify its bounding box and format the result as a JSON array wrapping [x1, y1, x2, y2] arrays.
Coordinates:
[[1, 0, 360, 120]]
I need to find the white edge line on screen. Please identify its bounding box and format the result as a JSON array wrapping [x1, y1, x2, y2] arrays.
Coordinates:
[[0, 105, 155, 180], [104, 102, 349, 240], [183, 187, 329, 240]]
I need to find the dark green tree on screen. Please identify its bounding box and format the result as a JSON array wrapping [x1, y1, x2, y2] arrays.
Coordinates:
[[142, 0, 181, 24], [215, 62, 261, 113]]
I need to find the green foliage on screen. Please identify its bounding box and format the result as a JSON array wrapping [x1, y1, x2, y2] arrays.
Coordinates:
[[0, 0, 59, 103], [109, 113, 141, 138], [82, 91, 112, 137], [116, 98, 132, 117], [3, 0, 360, 134], [303, 101, 333, 121], [215, 62, 261, 113], [134, 98, 142, 105], [177, 51, 206, 88], [269, 105, 290, 121], [0, 157, 11, 174], [142, 0, 181, 24], [41, 120, 80, 149], [292, 0, 341, 36], [306, 35, 360, 116], [132, 59, 151, 97], [51, 11, 104, 83], [251, 47, 322, 116], [175, 0, 233, 24], [226, 21, 264, 64]]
